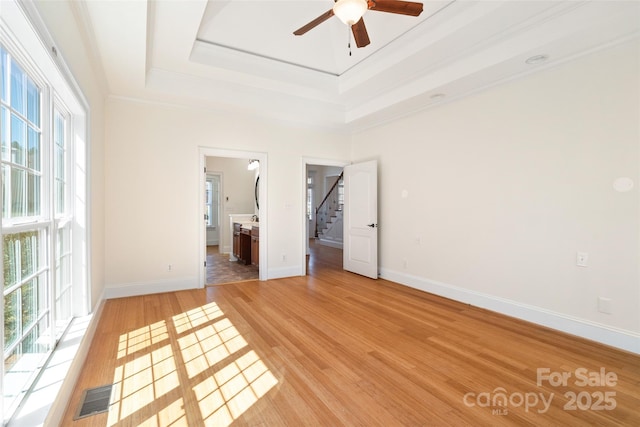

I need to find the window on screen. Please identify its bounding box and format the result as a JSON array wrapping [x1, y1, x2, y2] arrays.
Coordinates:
[[0, 0, 88, 421], [53, 108, 73, 333], [205, 174, 220, 228], [307, 174, 315, 220], [1, 44, 52, 418]]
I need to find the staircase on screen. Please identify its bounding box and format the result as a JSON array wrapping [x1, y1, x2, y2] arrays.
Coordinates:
[[315, 173, 344, 248]]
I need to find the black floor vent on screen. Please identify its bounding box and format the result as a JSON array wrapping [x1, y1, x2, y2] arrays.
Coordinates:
[[74, 384, 113, 419]]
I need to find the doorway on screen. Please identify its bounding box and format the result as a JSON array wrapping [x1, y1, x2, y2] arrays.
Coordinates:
[[303, 158, 349, 275], [199, 148, 267, 287]]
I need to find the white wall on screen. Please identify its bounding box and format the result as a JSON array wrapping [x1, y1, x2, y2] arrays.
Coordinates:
[[206, 157, 256, 252], [351, 40, 640, 351], [104, 98, 350, 295]]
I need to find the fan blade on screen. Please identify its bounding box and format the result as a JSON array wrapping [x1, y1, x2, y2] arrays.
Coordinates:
[[369, 0, 423, 16], [351, 18, 370, 48], [293, 9, 334, 35]]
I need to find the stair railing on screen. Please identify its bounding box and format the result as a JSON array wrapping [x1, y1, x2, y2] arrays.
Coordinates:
[[315, 172, 344, 238]]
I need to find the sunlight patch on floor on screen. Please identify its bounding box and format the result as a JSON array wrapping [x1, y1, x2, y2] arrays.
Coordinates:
[[105, 301, 276, 426], [173, 303, 224, 334], [179, 318, 248, 379], [138, 398, 188, 427], [117, 321, 169, 359], [193, 350, 277, 426]]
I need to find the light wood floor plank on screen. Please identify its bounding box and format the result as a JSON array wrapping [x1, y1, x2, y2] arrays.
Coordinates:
[[61, 242, 639, 426]]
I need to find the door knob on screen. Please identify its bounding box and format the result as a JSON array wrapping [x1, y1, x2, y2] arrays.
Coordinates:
[[367, 223, 377, 228]]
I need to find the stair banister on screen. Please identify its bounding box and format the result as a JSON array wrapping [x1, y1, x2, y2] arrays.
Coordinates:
[[315, 172, 344, 238]]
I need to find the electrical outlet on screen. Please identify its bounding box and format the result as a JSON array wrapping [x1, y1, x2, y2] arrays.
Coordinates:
[[168, 264, 172, 271], [402, 259, 408, 269], [598, 297, 612, 314], [282, 254, 286, 262], [576, 252, 588, 267]]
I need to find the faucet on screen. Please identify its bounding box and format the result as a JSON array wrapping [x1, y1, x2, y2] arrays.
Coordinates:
[[251, 215, 258, 222]]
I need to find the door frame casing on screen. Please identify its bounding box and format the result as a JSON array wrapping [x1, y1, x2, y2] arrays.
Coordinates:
[[301, 157, 350, 275], [199, 147, 268, 286]]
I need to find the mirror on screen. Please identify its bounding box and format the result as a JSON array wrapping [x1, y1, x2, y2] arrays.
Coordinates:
[[255, 175, 260, 210]]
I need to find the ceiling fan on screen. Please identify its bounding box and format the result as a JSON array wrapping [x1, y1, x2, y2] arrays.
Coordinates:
[[293, 0, 424, 48]]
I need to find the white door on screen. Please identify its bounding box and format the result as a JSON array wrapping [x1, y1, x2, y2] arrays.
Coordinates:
[[343, 160, 378, 279]]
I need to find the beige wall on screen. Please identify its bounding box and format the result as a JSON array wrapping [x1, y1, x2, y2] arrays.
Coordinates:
[[104, 98, 350, 293], [351, 40, 640, 337]]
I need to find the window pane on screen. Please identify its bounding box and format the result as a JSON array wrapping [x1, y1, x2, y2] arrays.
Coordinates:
[[21, 279, 37, 331], [54, 111, 66, 214], [205, 180, 212, 226], [212, 178, 219, 226], [55, 180, 64, 215], [26, 78, 39, 126], [4, 289, 19, 350], [10, 113, 26, 166], [19, 276, 47, 333], [1, 47, 6, 103], [37, 274, 48, 318], [19, 231, 39, 278], [22, 317, 50, 355], [11, 167, 25, 217], [1, 106, 8, 161], [55, 225, 72, 327], [28, 126, 40, 171], [55, 145, 63, 180], [54, 111, 64, 146], [3, 232, 17, 288], [2, 164, 8, 219], [10, 61, 25, 116], [27, 172, 40, 217]]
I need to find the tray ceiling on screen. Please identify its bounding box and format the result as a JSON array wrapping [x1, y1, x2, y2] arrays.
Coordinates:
[[72, 0, 640, 129]]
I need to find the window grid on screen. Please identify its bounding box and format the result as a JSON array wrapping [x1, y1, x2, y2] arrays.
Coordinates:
[[53, 110, 66, 216], [1, 47, 42, 224], [1, 44, 70, 419], [205, 179, 213, 227], [307, 174, 314, 220]]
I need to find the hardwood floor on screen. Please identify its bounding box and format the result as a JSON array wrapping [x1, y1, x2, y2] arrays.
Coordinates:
[[62, 242, 640, 426]]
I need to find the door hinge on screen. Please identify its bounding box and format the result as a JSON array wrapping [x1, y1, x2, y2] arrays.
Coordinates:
[[204, 167, 206, 173], [204, 261, 207, 267]]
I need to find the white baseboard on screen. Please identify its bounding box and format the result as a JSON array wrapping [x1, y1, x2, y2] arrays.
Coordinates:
[[104, 276, 198, 299], [380, 268, 640, 355]]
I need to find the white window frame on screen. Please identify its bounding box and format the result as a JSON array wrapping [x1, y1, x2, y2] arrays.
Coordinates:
[[0, 0, 90, 422]]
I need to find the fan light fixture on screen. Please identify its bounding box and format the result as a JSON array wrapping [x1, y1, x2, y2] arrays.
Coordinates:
[[333, 0, 368, 26], [248, 159, 259, 170]]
